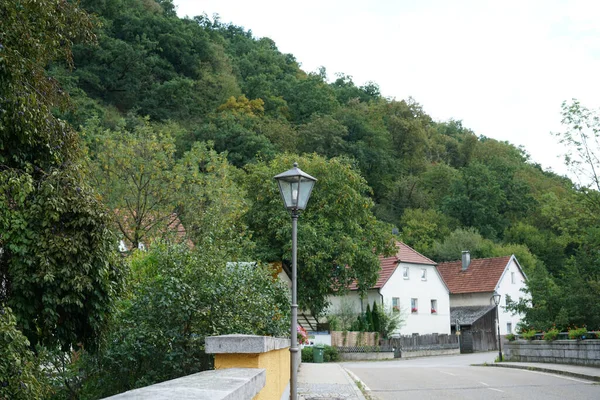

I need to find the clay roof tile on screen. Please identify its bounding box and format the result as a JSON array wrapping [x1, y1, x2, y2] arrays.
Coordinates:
[[436, 256, 511, 294]]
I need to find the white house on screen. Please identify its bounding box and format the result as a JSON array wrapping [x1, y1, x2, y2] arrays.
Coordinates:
[[328, 242, 451, 335], [436, 251, 528, 336]]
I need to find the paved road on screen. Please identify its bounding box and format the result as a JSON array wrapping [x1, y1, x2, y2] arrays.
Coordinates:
[[344, 352, 600, 400]]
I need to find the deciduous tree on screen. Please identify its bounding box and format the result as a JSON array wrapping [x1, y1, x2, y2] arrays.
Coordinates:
[[244, 154, 395, 316]]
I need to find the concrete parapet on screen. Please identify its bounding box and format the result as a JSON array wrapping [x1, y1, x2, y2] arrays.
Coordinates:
[[206, 335, 291, 400], [206, 334, 290, 354], [103, 368, 265, 400]]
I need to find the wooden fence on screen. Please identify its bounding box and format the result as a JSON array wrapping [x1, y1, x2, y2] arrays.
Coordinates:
[[331, 331, 378, 347]]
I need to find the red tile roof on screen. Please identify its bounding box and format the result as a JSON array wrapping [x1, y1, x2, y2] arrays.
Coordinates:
[[349, 242, 436, 290], [436, 256, 512, 294]]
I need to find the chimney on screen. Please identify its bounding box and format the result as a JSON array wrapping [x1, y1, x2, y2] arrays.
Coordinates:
[[461, 251, 470, 271]]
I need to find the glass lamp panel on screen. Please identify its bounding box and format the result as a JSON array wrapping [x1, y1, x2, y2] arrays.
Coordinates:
[[492, 293, 501, 305], [296, 178, 315, 210], [277, 179, 294, 209]]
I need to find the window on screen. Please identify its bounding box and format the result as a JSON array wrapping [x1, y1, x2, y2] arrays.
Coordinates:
[[507, 322, 512, 334], [421, 268, 427, 281], [511, 271, 515, 284], [403, 267, 409, 279], [431, 299, 437, 314], [392, 297, 400, 313], [411, 298, 418, 313]]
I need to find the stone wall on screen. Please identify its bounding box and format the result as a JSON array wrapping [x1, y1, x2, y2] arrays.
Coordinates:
[[505, 339, 600, 366]]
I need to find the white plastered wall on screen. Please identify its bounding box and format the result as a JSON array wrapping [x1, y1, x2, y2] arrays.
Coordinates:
[[495, 257, 529, 335], [379, 262, 451, 335]]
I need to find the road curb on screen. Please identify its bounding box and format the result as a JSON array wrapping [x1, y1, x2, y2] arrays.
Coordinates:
[[475, 363, 600, 383], [342, 367, 369, 400]]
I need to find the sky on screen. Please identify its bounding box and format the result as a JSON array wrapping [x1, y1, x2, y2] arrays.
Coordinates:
[[173, 0, 600, 177]]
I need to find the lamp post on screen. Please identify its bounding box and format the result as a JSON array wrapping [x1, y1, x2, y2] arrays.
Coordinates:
[[274, 162, 316, 400], [492, 291, 502, 361]]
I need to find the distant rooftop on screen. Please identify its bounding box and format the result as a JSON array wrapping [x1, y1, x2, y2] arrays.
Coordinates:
[[437, 256, 512, 294]]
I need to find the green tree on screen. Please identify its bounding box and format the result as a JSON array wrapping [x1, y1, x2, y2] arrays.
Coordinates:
[[371, 301, 380, 334], [365, 303, 374, 332], [73, 0, 239, 122], [431, 228, 494, 261], [244, 154, 396, 316], [194, 96, 277, 167], [556, 99, 600, 193], [443, 162, 507, 238], [297, 115, 348, 158], [334, 101, 395, 200], [400, 208, 453, 255], [0, 0, 124, 350], [86, 118, 250, 255]]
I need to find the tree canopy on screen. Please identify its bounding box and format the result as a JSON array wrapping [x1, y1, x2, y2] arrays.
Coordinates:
[[244, 154, 396, 315]]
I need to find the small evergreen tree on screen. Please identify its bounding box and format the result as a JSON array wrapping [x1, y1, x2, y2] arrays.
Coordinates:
[[372, 301, 381, 333]]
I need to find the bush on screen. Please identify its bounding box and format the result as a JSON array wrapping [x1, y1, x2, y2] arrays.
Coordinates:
[[301, 346, 314, 363], [505, 333, 516, 341], [543, 327, 560, 341], [301, 345, 339, 363], [568, 326, 588, 340], [323, 345, 339, 362], [521, 329, 537, 340]]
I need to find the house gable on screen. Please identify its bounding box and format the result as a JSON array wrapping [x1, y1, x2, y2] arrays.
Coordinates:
[[495, 255, 527, 290], [348, 241, 436, 291]]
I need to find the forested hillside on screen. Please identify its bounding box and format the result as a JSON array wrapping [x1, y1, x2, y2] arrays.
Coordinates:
[[2, 0, 600, 398], [55, 0, 598, 328]]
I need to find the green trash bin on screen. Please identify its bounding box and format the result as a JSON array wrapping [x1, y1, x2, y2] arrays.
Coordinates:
[[313, 344, 324, 363]]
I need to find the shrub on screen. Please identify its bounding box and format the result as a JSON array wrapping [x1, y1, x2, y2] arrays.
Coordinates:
[[521, 329, 537, 340], [323, 345, 339, 362], [543, 327, 560, 341], [568, 326, 588, 340], [301, 346, 314, 363], [505, 333, 516, 341]]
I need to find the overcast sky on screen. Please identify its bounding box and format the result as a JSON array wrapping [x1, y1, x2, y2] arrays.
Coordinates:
[[174, 0, 600, 177]]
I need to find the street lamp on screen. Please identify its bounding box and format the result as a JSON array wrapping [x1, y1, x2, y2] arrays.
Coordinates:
[[274, 162, 316, 400], [492, 291, 502, 361]]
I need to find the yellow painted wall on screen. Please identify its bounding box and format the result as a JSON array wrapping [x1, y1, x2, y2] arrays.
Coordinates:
[[215, 348, 290, 400]]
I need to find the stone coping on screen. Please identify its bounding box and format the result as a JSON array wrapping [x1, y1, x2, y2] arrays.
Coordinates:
[[205, 334, 290, 354], [103, 368, 265, 400]]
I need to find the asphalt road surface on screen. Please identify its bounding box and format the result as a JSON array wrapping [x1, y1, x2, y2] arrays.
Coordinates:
[[344, 352, 600, 400]]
